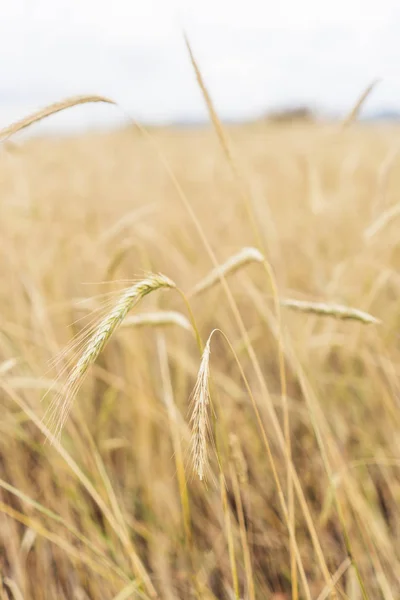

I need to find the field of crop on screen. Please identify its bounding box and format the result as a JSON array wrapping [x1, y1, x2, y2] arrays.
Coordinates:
[[0, 105, 400, 599]]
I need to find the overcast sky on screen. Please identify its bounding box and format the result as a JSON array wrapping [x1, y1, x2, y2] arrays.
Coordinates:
[[1, 0, 399, 132]]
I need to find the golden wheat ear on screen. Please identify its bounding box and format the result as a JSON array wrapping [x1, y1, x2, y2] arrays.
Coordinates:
[[280, 298, 380, 325], [189, 336, 212, 481], [189, 247, 264, 298], [44, 273, 176, 440], [0, 95, 116, 141]]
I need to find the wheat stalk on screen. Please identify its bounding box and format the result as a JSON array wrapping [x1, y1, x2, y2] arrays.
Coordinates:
[[189, 247, 264, 298], [229, 433, 248, 485], [45, 274, 175, 439], [280, 298, 380, 325], [372, 143, 400, 215], [189, 336, 212, 481], [0, 95, 115, 141]]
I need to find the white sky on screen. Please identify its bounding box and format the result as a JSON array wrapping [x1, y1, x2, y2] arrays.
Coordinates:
[[0, 0, 399, 131]]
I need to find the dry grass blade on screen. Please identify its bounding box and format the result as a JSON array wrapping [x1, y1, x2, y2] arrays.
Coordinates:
[[121, 311, 192, 332], [112, 581, 143, 600], [229, 433, 248, 486], [184, 33, 234, 164], [341, 79, 380, 128], [45, 273, 176, 439], [189, 247, 264, 298], [0, 357, 19, 375], [372, 144, 400, 215], [316, 558, 351, 600], [0, 95, 116, 141], [98, 204, 158, 245], [0, 477, 127, 580], [220, 474, 240, 600], [105, 240, 140, 281], [230, 464, 255, 600], [2, 578, 24, 600], [280, 298, 380, 325], [364, 201, 400, 240], [189, 336, 212, 481], [0, 499, 122, 585]]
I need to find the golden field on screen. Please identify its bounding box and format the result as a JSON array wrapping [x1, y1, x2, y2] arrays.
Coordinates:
[[0, 117, 400, 599]]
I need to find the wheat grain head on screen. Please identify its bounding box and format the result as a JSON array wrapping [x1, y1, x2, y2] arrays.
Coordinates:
[[280, 298, 380, 325], [189, 247, 264, 298], [0, 95, 116, 142], [189, 336, 212, 481], [45, 273, 175, 439]]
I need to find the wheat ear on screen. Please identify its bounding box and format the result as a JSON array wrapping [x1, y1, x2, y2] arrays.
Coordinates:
[[45, 274, 175, 439], [0, 95, 115, 141], [280, 298, 380, 325], [189, 247, 264, 298], [189, 336, 212, 481]]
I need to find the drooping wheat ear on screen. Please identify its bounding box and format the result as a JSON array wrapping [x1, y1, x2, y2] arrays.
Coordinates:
[[45, 274, 176, 440], [121, 311, 192, 332], [0, 95, 116, 141], [189, 247, 264, 298], [189, 336, 212, 481], [341, 79, 380, 128], [280, 298, 380, 325]]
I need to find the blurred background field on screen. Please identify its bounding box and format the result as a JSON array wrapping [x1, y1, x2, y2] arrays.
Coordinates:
[[0, 116, 400, 598]]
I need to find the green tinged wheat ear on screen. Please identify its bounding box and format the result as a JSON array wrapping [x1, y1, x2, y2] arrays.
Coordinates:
[[280, 298, 380, 325], [45, 274, 176, 439], [189, 247, 264, 297]]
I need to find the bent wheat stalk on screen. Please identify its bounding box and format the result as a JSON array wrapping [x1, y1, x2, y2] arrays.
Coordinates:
[[45, 274, 175, 439], [189, 247, 264, 298], [280, 298, 380, 325]]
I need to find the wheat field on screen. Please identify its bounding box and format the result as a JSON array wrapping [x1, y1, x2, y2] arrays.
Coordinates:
[[0, 109, 400, 599]]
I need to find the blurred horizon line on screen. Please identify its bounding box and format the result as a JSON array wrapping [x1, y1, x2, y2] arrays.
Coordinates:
[[1, 101, 400, 137]]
